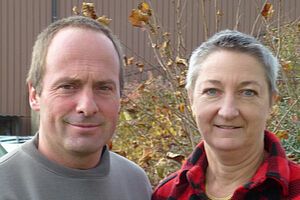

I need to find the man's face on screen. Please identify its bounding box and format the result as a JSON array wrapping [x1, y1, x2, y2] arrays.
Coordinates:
[[29, 27, 120, 165]]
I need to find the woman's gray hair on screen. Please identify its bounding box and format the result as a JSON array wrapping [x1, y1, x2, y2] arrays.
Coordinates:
[[186, 30, 279, 96]]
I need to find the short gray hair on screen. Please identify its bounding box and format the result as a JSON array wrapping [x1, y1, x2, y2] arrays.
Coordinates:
[[186, 30, 279, 97], [27, 15, 124, 95]]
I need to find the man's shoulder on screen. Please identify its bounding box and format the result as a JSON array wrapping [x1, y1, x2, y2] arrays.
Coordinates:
[[109, 151, 144, 171], [0, 146, 22, 166], [108, 150, 151, 182]]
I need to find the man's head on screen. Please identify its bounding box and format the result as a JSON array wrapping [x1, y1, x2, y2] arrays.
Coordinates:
[[27, 15, 124, 96], [28, 16, 123, 169]]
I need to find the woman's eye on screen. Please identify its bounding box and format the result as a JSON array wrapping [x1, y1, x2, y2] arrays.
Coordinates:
[[242, 90, 256, 96], [204, 89, 218, 95]]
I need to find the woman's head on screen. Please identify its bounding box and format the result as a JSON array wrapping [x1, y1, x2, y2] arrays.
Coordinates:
[[186, 30, 279, 100], [187, 30, 280, 151]]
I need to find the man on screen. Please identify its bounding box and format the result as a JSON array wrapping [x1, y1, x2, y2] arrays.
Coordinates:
[[0, 16, 152, 200]]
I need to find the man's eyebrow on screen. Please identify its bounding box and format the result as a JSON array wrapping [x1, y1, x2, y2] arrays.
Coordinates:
[[94, 80, 116, 85], [52, 77, 81, 86]]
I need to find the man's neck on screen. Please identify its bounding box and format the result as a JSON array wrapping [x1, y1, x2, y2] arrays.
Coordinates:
[[37, 134, 103, 170]]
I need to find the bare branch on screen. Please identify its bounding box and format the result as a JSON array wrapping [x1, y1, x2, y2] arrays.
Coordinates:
[[234, 0, 242, 30], [251, 0, 268, 35], [214, 0, 219, 32], [201, 0, 209, 40], [273, 96, 299, 133]]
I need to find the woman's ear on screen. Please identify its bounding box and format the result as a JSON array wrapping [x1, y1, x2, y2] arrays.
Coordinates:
[[28, 83, 41, 111], [187, 89, 193, 106], [271, 91, 278, 107]]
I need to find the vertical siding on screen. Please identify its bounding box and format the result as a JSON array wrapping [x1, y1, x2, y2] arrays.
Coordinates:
[[0, 0, 52, 135], [0, 0, 299, 135]]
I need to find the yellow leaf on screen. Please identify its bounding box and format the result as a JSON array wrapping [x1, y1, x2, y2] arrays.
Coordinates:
[[167, 59, 173, 67], [72, 6, 80, 15], [155, 158, 167, 178], [261, 3, 274, 20], [281, 60, 292, 73], [216, 9, 223, 16], [166, 152, 185, 163], [276, 130, 289, 139], [139, 147, 153, 164], [136, 61, 144, 72], [179, 103, 185, 113], [123, 111, 132, 120], [163, 32, 171, 37], [270, 105, 279, 115], [81, 2, 97, 19], [151, 96, 157, 102], [175, 56, 188, 67], [127, 56, 135, 65], [96, 15, 112, 26], [161, 39, 170, 50], [178, 80, 185, 88], [138, 83, 146, 91], [138, 2, 152, 16], [152, 43, 160, 49], [129, 9, 150, 27]]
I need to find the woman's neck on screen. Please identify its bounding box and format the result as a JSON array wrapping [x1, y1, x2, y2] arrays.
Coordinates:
[[204, 141, 267, 198]]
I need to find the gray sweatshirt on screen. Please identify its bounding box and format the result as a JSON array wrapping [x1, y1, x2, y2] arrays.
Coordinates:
[[0, 135, 152, 200]]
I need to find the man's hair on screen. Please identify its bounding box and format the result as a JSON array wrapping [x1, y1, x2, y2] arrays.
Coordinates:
[[186, 30, 279, 97], [27, 15, 124, 95]]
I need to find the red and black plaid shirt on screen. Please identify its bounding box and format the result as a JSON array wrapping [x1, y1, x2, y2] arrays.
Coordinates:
[[152, 131, 300, 200]]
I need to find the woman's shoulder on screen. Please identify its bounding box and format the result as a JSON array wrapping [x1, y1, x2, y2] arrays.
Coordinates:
[[152, 171, 180, 199], [287, 160, 300, 198]]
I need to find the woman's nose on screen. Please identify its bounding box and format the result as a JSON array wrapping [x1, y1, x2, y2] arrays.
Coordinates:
[[218, 95, 239, 120]]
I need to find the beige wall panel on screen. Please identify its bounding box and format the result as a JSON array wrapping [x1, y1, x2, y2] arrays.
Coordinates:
[[0, 0, 52, 135], [0, 0, 299, 135]]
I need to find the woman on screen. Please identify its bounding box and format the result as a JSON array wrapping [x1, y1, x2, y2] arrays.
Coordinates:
[[152, 30, 300, 200]]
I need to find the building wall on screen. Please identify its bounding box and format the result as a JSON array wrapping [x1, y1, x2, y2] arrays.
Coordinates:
[[0, 0, 299, 135], [0, 0, 52, 135]]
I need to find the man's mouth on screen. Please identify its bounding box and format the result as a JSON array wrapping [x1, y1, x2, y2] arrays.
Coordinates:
[[65, 121, 101, 128]]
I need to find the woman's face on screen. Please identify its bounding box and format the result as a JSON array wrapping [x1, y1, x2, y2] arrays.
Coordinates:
[[190, 50, 275, 151]]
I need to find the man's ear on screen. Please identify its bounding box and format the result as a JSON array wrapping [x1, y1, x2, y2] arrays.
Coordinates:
[[28, 83, 40, 111]]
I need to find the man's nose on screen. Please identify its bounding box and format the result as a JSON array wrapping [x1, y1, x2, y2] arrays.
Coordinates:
[[218, 94, 239, 120], [76, 89, 99, 116]]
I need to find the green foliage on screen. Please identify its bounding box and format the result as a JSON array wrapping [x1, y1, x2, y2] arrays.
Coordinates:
[[111, 1, 300, 187], [264, 21, 300, 162], [113, 77, 199, 185]]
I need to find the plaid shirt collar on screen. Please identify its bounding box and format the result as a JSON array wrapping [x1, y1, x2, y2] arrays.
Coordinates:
[[159, 130, 292, 199]]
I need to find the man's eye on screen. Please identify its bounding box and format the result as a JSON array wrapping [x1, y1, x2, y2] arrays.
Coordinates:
[[242, 90, 257, 96], [204, 88, 218, 95], [60, 85, 74, 90], [97, 86, 112, 91]]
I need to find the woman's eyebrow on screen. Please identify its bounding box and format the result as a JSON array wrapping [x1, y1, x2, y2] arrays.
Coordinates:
[[202, 80, 222, 86], [239, 81, 261, 87]]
